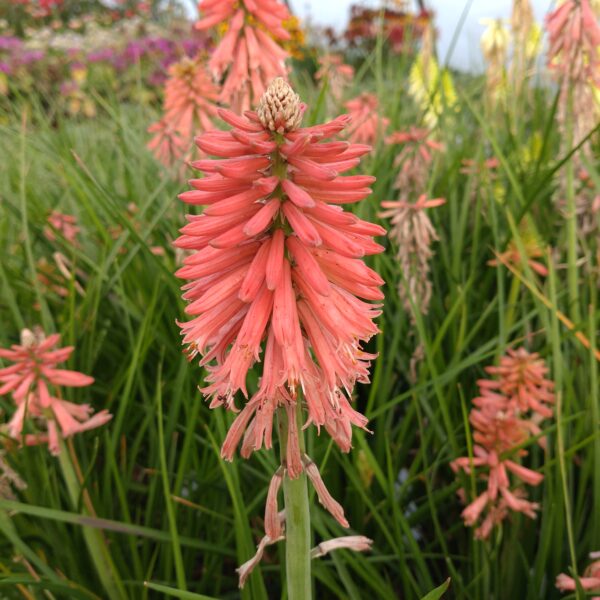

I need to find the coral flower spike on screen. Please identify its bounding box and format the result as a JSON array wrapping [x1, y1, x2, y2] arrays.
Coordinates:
[[0, 328, 111, 455], [195, 0, 292, 111], [451, 347, 554, 539], [175, 78, 383, 585], [148, 56, 219, 167]]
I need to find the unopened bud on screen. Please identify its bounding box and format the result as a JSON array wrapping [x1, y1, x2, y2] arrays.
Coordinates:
[[20, 328, 44, 348], [257, 78, 303, 133]]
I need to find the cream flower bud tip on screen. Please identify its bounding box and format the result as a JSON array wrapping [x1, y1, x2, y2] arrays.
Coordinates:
[[257, 78, 304, 134]]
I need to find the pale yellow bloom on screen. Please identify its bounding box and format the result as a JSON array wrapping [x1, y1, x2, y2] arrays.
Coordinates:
[[480, 18, 510, 65], [408, 53, 457, 128]]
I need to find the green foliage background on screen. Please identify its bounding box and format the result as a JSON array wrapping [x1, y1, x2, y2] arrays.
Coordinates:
[[0, 35, 599, 600]]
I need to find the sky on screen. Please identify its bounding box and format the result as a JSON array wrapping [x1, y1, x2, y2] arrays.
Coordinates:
[[288, 0, 553, 70]]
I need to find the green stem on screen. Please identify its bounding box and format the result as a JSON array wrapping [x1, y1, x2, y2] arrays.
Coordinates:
[[564, 88, 580, 324], [279, 404, 312, 600], [548, 256, 581, 598], [57, 439, 127, 599], [504, 274, 521, 341]]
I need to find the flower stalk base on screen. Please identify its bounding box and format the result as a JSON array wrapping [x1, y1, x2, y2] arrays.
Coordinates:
[[279, 403, 312, 600]]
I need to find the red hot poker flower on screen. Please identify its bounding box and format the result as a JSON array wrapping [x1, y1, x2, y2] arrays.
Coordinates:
[[195, 0, 292, 111], [44, 211, 80, 246], [344, 93, 389, 145], [546, 0, 600, 85], [148, 56, 219, 167], [174, 79, 384, 546], [0, 329, 111, 455], [451, 347, 554, 539], [556, 557, 600, 596], [481, 348, 555, 419]]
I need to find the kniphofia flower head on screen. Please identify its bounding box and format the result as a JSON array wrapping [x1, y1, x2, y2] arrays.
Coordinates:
[[380, 129, 444, 319], [148, 55, 219, 166], [344, 93, 389, 145], [195, 0, 292, 111], [0, 329, 111, 455], [546, 0, 600, 84], [175, 81, 383, 578], [380, 195, 445, 318], [482, 348, 555, 419], [385, 127, 444, 191], [451, 347, 553, 539], [480, 18, 510, 66], [408, 22, 458, 129], [489, 238, 548, 276], [147, 119, 188, 168], [175, 77, 384, 463], [44, 211, 80, 246], [315, 54, 354, 102]]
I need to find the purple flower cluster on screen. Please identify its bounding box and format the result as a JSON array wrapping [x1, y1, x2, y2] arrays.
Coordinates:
[[108, 35, 208, 84], [0, 37, 46, 74], [0, 29, 210, 96]]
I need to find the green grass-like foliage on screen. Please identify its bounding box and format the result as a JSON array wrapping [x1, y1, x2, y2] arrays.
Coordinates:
[[0, 41, 599, 600]]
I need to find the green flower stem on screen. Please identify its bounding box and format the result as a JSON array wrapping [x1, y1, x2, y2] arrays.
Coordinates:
[[565, 87, 580, 324], [279, 403, 312, 600], [57, 438, 127, 600], [504, 273, 521, 339]]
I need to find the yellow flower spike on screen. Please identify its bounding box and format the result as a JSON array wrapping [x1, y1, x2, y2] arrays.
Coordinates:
[[480, 18, 510, 65], [408, 49, 458, 129]]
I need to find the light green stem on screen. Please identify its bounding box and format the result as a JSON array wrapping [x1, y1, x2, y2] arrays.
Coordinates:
[[57, 439, 126, 599], [279, 404, 312, 600], [504, 274, 521, 341], [565, 88, 580, 324]]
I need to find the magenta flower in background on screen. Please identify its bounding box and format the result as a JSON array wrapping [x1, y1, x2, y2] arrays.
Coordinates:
[[0, 36, 23, 51]]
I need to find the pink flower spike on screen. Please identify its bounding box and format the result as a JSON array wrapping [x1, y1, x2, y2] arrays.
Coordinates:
[[0, 328, 110, 455], [197, 0, 292, 110], [344, 93, 389, 145], [148, 57, 219, 167], [44, 211, 80, 246], [175, 79, 383, 575]]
